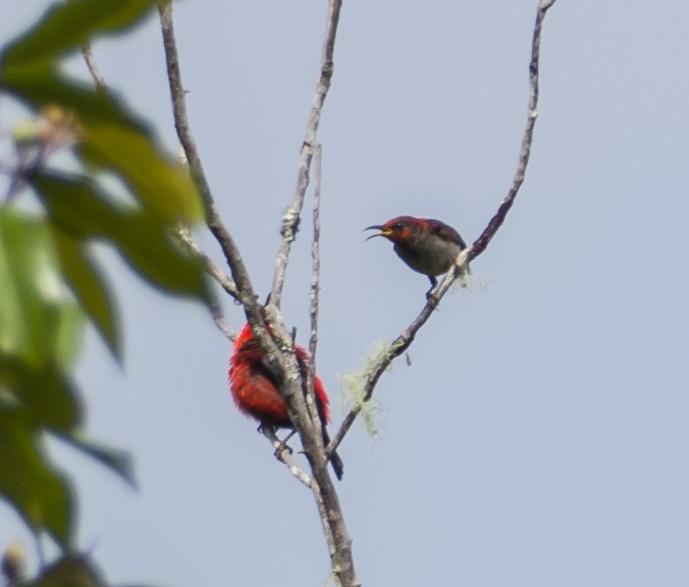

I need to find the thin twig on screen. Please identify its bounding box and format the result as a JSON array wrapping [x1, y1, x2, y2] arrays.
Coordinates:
[[328, 0, 558, 458], [80, 42, 107, 92], [270, 0, 344, 308], [327, 300, 436, 457], [176, 229, 237, 341], [303, 145, 343, 476], [259, 427, 312, 488], [308, 145, 323, 371], [304, 144, 323, 430], [466, 0, 557, 263], [176, 228, 240, 303]]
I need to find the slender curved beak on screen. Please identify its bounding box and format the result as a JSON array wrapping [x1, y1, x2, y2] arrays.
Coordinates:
[[364, 225, 385, 241]]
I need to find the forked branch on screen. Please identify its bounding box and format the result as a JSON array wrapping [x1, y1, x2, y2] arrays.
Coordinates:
[[157, 2, 358, 586], [270, 0, 344, 308]]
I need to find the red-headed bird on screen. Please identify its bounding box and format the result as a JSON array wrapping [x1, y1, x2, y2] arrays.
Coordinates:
[[366, 215, 468, 297], [229, 323, 344, 480]]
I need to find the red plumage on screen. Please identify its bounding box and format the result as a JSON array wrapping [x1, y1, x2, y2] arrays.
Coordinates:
[[229, 323, 344, 480]]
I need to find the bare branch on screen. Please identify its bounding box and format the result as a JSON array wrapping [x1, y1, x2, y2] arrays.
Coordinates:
[[157, 0, 264, 333], [328, 300, 436, 457], [176, 228, 240, 304], [309, 145, 323, 367], [176, 229, 237, 341], [465, 0, 557, 263], [328, 0, 558, 458], [304, 144, 323, 431], [270, 0, 344, 308], [303, 144, 344, 479]]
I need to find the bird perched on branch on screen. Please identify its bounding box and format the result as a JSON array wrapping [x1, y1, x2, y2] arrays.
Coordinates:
[[366, 215, 468, 298], [229, 323, 344, 480]]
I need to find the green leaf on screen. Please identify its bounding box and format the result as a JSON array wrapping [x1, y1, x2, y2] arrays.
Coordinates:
[[0, 356, 81, 433], [1, 0, 155, 68], [1, 64, 149, 134], [31, 553, 105, 587], [0, 207, 84, 369], [54, 431, 136, 489], [0, 413, 73, 549], [1, 70, 204, 225], [54, 299, 85, 369], [79, 122, 203, 225], [51, 229, 121, 361], [32, 171, 210, 301]]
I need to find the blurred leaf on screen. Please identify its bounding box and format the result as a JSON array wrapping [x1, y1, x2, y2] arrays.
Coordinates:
[[0, 356, 81, 433], [0, 208, 84, 369], [30, 553, 105, 587], [79, 122, 203, 225], [55, 431, 136, 489], [1, 0, 155, 69], [0, 540, 26, 585], [1, 69, 204, 225], [1, 65, 149, 134], [0, 413, 73, 549], [0, 0, 216, 569], [32, 171, 210, 301], [51, 229, 121, 361], [54, 301, 85, 369]]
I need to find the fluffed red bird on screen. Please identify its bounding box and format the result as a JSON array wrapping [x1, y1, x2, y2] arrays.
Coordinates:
[[366, 215, 468, 297], [229, 323, 344, 480]]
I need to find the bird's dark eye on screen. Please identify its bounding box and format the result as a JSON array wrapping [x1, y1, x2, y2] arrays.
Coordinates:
[[392, 222, 405, 231]]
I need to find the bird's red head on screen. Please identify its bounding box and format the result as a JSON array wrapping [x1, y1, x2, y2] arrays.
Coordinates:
[[365, 215, 428, 244]]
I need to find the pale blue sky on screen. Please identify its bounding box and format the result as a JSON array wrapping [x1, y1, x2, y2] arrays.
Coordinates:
[[1, 1, 688, 585]]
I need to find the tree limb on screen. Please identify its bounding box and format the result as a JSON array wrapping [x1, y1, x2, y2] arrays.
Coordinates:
[[176, 228, 237, 341], [158, 3, 358, 585], [328, 0, 558, 458], [466, 0, 558, 262], [269, 0, 344, 308], [259, 426, 312, 488]]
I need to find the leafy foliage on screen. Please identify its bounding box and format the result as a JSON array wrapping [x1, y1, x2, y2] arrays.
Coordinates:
[[29, 553, 106, 587], [0, 0, 211, 566]]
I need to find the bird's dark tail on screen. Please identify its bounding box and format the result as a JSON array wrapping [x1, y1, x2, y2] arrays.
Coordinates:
[[321, 426, 344, 481]]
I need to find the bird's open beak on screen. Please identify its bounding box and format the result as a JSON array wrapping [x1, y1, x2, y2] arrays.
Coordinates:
[[364, 225, 387, 241]]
